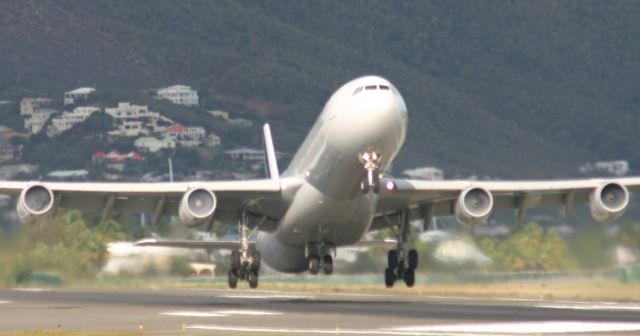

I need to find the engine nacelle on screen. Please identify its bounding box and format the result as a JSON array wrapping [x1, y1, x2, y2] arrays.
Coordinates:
[[178, 188, 217, 228], [454, 187, 493, 227], [589, 182, 629, 223], [16, 184, 55, 225]]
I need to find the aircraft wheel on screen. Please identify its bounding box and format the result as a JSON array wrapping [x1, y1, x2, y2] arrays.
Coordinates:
[[231, 250, 241, 272], [323, 255, 333, 275], [251, 250, 261, 272], [408, 249, 418, 270], [248, 271, 259, 289], [384, 268, 395, 288], [308, 256, 320, 275], [372, 170, 380, 193], [360, 173, 370, 193], [228, 269, 238, 289], [403, 267, 415, 287], [387, 249, 398, 269]]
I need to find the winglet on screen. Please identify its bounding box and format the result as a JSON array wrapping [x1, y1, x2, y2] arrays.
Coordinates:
[[262, 123, 280, 180]]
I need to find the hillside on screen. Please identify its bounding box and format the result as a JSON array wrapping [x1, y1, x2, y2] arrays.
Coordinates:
[[1, 1, 639, 178]]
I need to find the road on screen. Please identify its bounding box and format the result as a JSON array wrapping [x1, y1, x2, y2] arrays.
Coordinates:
[[1, 287, 640, 335]]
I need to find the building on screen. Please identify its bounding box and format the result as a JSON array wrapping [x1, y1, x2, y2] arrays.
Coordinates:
[[224, 147, 265, 162], [163, 124, 206, 147], [48, 106, 100, 136], [134, 137, 176, 153], [106, 103, 160, 137], [25, 108, 56, 134], [228, 118, 253, 127], [208, 110, 229, 120], [47, 170, 89, 181], [403, 167, 444, 181], [64, 87, 95, 105], [20, 97, 52, 116], [205, 133, 221, 147], [93, 150, 143, 171], [157, 85, 198, 106], [580, 160, 630, 176]]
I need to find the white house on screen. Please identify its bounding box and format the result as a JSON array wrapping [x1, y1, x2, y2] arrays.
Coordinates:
[[157, 85, 199, 106], [205, 133, 221, 147], [403, 167, 444, 181], [224, 147, 265, 162], [25, 108, 56, 134], [20, 97, 52, 116], [105, 103, 160, 137], [105, 102, 159, 120], [134, 136, 176, 153], [163, 124, 206, 147], [48, 106, 100, 136], [580, 160, 630, 176], [64, 87, 95, 105]]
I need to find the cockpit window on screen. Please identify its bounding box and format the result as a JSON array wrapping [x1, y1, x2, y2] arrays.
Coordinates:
[[365, 85, 377, 90], [379, 85, 390, 90], [353, 87, 363, 95]]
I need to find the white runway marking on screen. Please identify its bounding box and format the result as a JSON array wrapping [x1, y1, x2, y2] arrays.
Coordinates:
[[539, 303, 640, 311], [220, 294, 314, 299], [187, 321, 640, 335], [389, 321, 640, 334], [162, 309, 282, 318], [0, 300, 11, 304], [12, 288, 51, 292], [190, 288, 393, 298]]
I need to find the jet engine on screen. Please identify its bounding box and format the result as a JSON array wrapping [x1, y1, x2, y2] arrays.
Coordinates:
[[589, 182, 629, 223], [178, 188, 217, 227], [16, 184, 55, 225], [454, 187, 493, 227]]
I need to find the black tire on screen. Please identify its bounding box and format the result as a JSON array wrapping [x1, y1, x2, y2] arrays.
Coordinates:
[[384, 268, 395, 288], [408, 249, 418, 270], [387, 250, 398, 269], [251, 250, 261, 272], [360, 174, 370, 193], [227, 269, 238, 289], [403, 267, 415, 287], [231, 250, 241, 272], [308, 256, 320, 275], [248, 271, 259, 289], [372, 171, 380, 193], [323, 255, 333, 275]]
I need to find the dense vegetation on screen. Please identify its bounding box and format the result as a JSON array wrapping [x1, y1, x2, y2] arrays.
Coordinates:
[[0, 1, 639, 177]]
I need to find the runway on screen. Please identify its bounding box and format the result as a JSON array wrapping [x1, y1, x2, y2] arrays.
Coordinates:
[[1, 287, 640, 335]]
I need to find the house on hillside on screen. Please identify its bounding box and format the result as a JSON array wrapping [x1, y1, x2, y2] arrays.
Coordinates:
[[205, 133, 221, 147], [106, 103, 160, 137], [134, 136, 176, 153], [157, 85, 198, 106], [48, 106, 100, 136], [163, 124, 206, 147], [93, 150, 143, 171], [64, 87, 95, 105], [20, 97, 52, 116], [580, 160, 630, 176], [403, 167, 444, 181], [24, 108, 57, 134]]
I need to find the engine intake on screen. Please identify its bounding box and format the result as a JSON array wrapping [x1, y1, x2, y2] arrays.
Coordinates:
[[178, 188, 217, 227], [17, 184, 55, 225], [455, 187, 493, 227], [590, 182, 628, 223]]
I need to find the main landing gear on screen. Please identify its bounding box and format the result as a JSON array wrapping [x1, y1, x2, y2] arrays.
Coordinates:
[[228, 212, 261, 289], [306, 243, 334, 275], [360, 150, 381, 193], [384, 211, 418, 288]]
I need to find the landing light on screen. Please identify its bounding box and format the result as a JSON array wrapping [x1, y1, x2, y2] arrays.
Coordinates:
[[385, 181, 396, 191]]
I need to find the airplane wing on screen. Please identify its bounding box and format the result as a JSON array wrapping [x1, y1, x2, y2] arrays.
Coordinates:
[[0, 179, 292, 231], [372, 177, 640, 230]]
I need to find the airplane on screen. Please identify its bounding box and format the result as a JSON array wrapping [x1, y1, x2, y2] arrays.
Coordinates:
[[1, 75, 639, 289]]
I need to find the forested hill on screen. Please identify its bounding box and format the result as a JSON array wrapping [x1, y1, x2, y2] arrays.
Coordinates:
[[1, 1, 639, 178]]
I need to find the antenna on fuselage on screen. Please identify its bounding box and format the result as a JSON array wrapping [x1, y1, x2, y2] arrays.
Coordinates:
[[262, 123, 280, 180]]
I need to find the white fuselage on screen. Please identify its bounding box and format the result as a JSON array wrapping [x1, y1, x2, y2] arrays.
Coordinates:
[[257, 76, 408, 272]]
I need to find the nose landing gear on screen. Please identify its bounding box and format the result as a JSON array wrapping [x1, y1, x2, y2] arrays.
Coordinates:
[[360, 150, 381, 193]]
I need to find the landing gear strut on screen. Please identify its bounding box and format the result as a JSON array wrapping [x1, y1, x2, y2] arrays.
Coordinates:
[[228, 212, 261, 289], [359, 150, 381, 193], [384, 211, 418, 288], [306, 243, 334, 275]]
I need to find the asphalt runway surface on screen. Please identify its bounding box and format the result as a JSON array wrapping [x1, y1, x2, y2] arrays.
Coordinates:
[[1, 287, 640, 335]]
